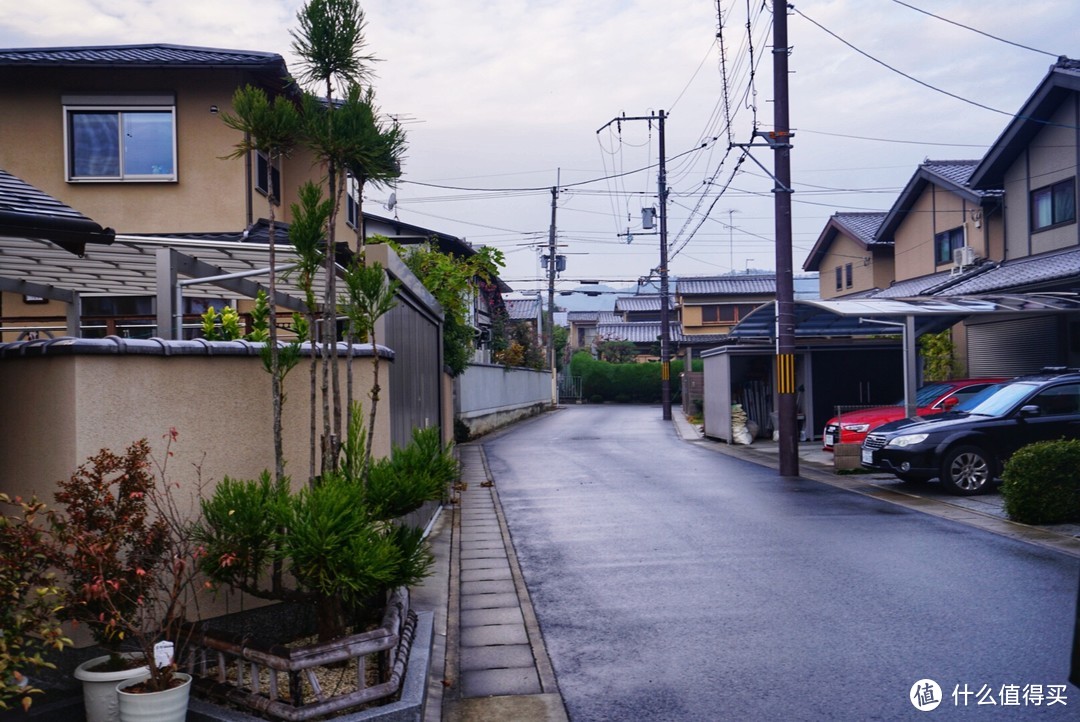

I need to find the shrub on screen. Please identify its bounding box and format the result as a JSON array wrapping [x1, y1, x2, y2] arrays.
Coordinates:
[[1001, 439, 1080, 524]]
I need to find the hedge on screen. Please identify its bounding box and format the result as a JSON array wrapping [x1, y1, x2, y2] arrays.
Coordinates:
[[1001, 439, 1080, 525], [568, 351, 703, 404]]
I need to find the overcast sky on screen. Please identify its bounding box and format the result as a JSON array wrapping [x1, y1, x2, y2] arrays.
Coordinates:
[[2, 1, 1078, 294]]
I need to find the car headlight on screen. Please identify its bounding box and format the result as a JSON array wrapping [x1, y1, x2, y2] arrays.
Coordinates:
[[888, 433, 929, 448], [841, 423, 870, 433]]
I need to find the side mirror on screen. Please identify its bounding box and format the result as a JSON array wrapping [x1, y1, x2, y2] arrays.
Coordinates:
[[942, 396, 959, 409], [1019, 405, 1040, 417]]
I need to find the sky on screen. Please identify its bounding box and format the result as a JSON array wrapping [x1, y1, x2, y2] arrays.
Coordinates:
[[2, 0, 1079, 295]]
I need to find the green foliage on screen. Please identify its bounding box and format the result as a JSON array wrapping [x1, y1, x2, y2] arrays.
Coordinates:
[[219, 85, 302, 173], [1001, 440, 1080, 524], [596, 339, 638, 363], [494, 322, 545, 370], [365, 427, 457, 520], [569, 351, 696, 403], [291, 0, 374, 93], [391, 240, 505, 376], [200, 305, 243, 341], [248, 290, 271, 343], [0, 495, 71, 712], [920, 329, 960, 381], [196, 421, 451, 640], [340, 260, 399, 344], [288, 182, 331, 315], [553, 324, 569, 365]]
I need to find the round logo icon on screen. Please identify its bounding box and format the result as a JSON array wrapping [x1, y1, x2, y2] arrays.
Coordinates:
[[910, 679, 943, 711]]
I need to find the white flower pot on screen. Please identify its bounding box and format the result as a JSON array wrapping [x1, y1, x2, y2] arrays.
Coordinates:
[[73, 654, 150, 722], [116, 672, 191, 722]]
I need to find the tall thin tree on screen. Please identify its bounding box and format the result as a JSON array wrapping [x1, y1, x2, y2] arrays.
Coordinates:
[[220, 85, 301, 485], [292, 0, 377, 476]]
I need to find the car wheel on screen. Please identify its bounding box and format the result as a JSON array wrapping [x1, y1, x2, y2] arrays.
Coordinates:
[[940, 445, 994, 495]]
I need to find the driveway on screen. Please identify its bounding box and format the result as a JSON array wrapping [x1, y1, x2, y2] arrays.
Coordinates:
[[482, 405, 1079, 720]]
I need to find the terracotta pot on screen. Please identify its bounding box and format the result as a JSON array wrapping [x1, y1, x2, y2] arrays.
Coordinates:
[[115, 672, 191, 722], [73, 654, 150, 722]]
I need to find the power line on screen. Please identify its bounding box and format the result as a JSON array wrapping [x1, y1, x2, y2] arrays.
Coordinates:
[[792, 6, 1016, 118], [889, 0, 1061, 58]]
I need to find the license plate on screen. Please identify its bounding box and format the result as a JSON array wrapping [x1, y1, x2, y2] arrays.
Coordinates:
[[825, 432, 836, 446], [861, 449, 873, 465]]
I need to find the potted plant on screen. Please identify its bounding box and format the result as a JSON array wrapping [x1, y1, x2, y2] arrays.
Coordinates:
[[51, 431, 204, 722]]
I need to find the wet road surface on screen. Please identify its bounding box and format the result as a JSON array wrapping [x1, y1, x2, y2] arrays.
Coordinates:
[[483, 405, 1080, 721]]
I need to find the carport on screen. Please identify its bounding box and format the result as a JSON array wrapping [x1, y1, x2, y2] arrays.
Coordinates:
[[701, 293, 1080, 444]]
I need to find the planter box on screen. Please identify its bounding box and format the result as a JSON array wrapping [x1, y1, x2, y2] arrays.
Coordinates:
[[182, 589, 429, 722], [187, 611, 432, 722]]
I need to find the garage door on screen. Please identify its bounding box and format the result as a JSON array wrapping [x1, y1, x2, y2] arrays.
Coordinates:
[[966, 315, 1059, 376]]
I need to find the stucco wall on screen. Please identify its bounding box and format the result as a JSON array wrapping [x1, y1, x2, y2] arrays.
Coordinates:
[[817, 232, 883, 299], [454, 364, 550, 437], [0, 347, 390, 504]]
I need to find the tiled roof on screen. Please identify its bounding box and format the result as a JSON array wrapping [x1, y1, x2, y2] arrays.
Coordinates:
[[921, 160, 1003, 198], [504, 298, 541, 321], [614, 294, 674, 312], [872, 271, 956, 298], [567, 311, 599, 322], [942, 246, 1080, 295], [0, 44, 286, 68], [0, 168, 114, 253], [594, 321, 728, 346], [832, 212, 887, 245], [971, 57, 1080, 189], [676, 275, 776, 296]]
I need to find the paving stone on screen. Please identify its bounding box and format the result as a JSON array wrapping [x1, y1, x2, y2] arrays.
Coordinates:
[[459, 532, 502, 543], [459, 539, 505, 551], [461, 623, 528, 647], [460, 547, 506, 560], [460, 592, 519, 610], [461, 579, 516, 595], [460, 557, 510, 572], [460, 667, 542, 698], [459, 521, 501, 531], [458, 644, 536, 672], [460, 566, 512, 583], [460, 606, 524, 628]]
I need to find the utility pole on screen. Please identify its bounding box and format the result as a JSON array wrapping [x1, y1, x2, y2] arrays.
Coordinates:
[[597, 111, 672, 420], [773, 4, 798, 476], [547, 175, 559, 407]]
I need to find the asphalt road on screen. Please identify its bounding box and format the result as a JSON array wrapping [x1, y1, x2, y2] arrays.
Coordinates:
[[483, 405, 1080, 721]]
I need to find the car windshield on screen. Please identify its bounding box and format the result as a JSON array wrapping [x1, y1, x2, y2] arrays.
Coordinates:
[[959, 382, 1037, 416], [953, 384, 1002, 411], [890, 382, 953, 407]]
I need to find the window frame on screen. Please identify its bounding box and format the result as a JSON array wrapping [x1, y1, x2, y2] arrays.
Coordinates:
[[699, 303, 758, 325], [1030, 177, 1076, 232], [255, 151, 281, 205], [345, 173, 360, 229], [844, 262, 853, 288], [63, 94, 177, 183], [934, 226, 965, 266]]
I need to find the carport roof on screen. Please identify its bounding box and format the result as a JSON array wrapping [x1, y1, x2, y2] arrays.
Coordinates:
[[725, 294, 1080, 340], [0, 232, 327, 310]]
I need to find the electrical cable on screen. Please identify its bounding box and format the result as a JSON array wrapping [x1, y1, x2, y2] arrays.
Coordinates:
[[889, 0, 1061, 58]]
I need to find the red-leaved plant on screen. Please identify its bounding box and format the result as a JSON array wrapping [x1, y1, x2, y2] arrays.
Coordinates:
[[51, 430, 204, 692]]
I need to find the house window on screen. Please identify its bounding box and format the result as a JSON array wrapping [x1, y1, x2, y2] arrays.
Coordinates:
[[255, 151, 281, 204], [835, 266, 842, 291], [700, 304, 758, 325], [934, 227, 965, 265], [64, 95, 176, 182], [845, 263, 853, 288], [345, 173, 360, 229], [1031, 178, 1076, 231]]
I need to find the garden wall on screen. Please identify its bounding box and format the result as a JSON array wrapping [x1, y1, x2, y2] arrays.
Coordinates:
[[454, 363, 550, 438]]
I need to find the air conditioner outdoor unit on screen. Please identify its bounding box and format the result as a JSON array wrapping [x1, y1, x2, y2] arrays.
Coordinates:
[[953, 246, 976, 268]]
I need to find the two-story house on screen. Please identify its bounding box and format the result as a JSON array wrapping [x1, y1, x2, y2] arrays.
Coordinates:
[[803, 213, 890, 299]]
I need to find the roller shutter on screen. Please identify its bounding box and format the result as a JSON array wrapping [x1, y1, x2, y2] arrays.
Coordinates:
[[966, 315, 1059, 376]]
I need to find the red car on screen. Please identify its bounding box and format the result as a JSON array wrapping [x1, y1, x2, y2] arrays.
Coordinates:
[[822, 378, 1005, 451]]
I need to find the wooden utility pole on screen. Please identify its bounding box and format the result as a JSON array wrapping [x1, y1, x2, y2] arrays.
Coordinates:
[[547, 180, 558, 406], [773, 4, 798, 476]]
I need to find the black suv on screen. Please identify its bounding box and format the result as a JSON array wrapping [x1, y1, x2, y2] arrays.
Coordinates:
[[860, 368, 1080, 495]]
